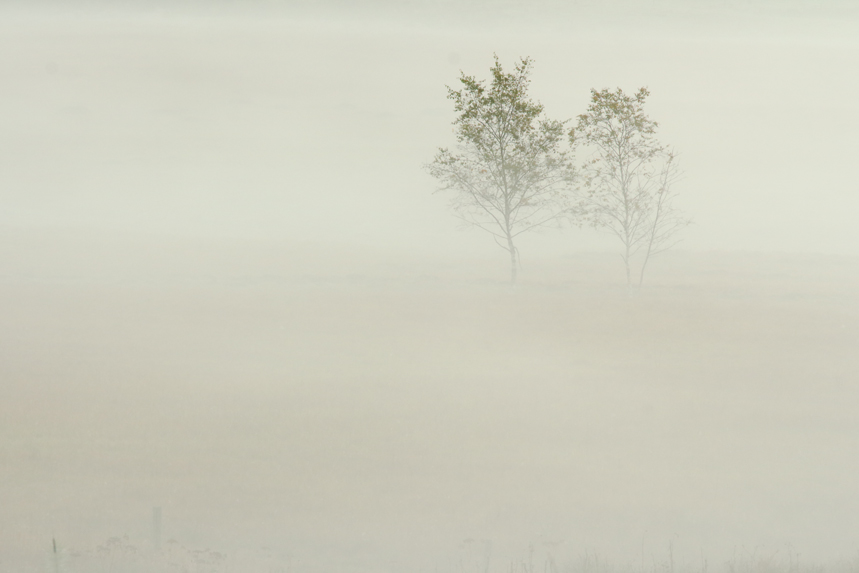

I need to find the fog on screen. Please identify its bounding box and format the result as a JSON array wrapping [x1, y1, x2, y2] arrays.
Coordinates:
[[2, 1, 859, 572]]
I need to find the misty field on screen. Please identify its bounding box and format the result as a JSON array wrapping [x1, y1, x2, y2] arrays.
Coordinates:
[[2, 233, 858, 572]]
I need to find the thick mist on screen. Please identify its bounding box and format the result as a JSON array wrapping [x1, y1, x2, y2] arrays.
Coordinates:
[[2, 2, 859, 572]]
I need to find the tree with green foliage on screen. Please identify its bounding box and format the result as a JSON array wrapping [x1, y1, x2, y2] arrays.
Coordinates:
[[427, 56, 576, 285], [575, 87, 688, 289]]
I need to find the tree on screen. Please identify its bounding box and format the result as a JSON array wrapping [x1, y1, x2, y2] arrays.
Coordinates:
[[427, 56, 575, 285], [575, 87, 688, 289]]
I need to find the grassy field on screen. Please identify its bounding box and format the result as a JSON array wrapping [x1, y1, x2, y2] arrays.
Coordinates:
[[2, 232, 859, 572]]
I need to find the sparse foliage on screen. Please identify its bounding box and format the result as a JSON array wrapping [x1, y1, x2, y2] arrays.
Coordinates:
[[427, 56, 576, 284], [575, 87, 689, 289]]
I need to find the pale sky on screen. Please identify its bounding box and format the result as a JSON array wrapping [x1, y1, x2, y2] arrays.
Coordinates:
[[1, 1, 858, 255]]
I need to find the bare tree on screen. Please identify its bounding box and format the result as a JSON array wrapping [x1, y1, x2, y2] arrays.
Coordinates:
[[427, 56, 575, 284], [575, 87, 689, 289]]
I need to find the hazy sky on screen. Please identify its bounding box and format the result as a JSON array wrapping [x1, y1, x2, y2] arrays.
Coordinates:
[[2, 0, 858, 255]]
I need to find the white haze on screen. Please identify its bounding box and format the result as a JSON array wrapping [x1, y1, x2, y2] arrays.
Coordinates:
[[1, 2, 859, 573], [2, 0, 859, 254]]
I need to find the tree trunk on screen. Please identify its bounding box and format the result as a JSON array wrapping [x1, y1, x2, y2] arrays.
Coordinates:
[[638, 248, 651, 288], [507, 235, 517, 285], [623, 243, 632, 293]]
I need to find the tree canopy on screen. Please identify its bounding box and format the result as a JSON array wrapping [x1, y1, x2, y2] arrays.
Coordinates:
[[427, 56, 576, 284], [576, 87, 687, 288]]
